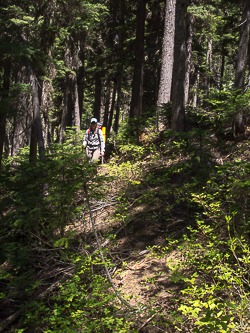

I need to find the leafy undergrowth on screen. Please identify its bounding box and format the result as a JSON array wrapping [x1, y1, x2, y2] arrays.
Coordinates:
[[1, 128, 250, 332]]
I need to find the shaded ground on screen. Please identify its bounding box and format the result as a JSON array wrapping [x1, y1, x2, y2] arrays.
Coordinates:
[[76, 173, 197, 332], [1, 128, 250, 332], [82, 130, 250, 332]]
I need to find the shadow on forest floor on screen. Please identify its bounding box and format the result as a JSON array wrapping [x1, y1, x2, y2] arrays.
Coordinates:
[[2, 129, 250, 332], [80, 158, 216, 332]]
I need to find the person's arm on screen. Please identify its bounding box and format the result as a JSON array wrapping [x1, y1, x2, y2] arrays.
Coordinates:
[[82, 130, 88, 148]]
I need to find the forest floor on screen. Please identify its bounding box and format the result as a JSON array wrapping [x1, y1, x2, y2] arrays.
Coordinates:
[[72, 127, 250, 332], [1, 127, 250, 332]]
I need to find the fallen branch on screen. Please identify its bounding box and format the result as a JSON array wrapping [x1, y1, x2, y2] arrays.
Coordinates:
[[92, 225, 125, 255], [84, 182, 134, 309], [0, 279, 64, 332], [0, 185, 138, 331], [139, 313, 157, 331]]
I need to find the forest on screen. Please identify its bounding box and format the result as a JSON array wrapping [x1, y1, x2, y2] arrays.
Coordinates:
[[1, 0, 250, 332]]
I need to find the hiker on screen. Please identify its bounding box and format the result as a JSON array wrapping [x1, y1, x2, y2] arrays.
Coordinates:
[[82, 118, 105, 162]]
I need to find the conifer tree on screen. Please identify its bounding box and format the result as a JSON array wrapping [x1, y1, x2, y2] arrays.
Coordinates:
[[157, 0, 176, 108], [171, 0, 187, 132], [129, 0, 146, 118], [233, 0, 250, 135]]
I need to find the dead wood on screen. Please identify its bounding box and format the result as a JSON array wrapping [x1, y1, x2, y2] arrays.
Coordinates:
[[0, 279, 65, 332]]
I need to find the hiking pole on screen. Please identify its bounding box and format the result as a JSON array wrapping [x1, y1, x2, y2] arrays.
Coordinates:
[[101, 126, 106, 166]]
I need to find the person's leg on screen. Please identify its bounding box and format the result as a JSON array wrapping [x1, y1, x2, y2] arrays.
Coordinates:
[[86, 148, 93, 160], [92, 148, 100, 162]]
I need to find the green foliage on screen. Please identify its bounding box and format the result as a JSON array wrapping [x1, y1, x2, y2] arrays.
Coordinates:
[[112, 123, 250, 332], [165, 158, 250, 331], [208, 88, 250, 127], [0, 129, 138, 332], [1, 130, 89, 242], [173, 220, 250, 332], [2, 115, 250, 332], [18, 253, 134, 333], [110, 117, 141, 144]]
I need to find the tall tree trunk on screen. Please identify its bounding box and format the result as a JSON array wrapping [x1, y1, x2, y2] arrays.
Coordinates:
[[60, 72, 72, 143], [220, 52, 225, 91], [4, 122, 10, 157], [41, 80, 53, 149], [72, 73, 80, 132], [78, 39, 85, 127], [233, 0, 250, 135], [149, 5, 162, 106], [171, 0, 187, 132], [41, 81, 47, 149], [93, 74, 102, 121], [192, 70, 200, 108], [192, 35, 202, 108], [113, 0, 125, 133], [27, 59, 45, 161], [11, 65, 32, 156], [71, 41, 81, 132], [153, 38, 161, 106], [29, 123, 37, 164], [204, 36, 212, 99], [129, 0, 146, 118], [185, 14, 193, 105], [103, 82, 111, 128], [107, 80, 117, 134], [78, 64, 84, 127], [114, 70, 123, 133], [0, 58, 11, 168], [157, 0, 176, 108], [60, 44, 74, 142], [71, 46, 81, 133]]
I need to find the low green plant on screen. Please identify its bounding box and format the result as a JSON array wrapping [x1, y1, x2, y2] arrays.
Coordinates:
[[16, 253, 136, 333], [167, 161, 250, 332]]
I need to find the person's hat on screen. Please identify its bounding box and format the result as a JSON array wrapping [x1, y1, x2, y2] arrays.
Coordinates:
[[90, 117, 98, 123]]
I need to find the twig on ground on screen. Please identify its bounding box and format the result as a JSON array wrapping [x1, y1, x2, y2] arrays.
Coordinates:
[[138, 313, 157, 331], [0, 279, 65, 332], [84, 182, 135, 309], [92, 225, 125, 254]]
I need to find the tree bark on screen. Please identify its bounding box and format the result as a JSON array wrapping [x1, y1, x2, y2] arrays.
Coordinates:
[[204, 36, 212, 99], [171, 0, 187, 132], [233, 0, 250, 135], [192, 70, 200, 108], [27, 59, 45, 161], [11, 65, 32, 156], [29, 123, 37, 163], [72, 73, 81, 132], [129, 0, 146, 118], [114, 70, 123, 133], [60, 72, 72, 143], [0, 58, 11, 168], [220, 52, 225, 91], [157, 0, 176, 107], [192, 34, 202, 108], [93, 74, 102, 121], [103, 82, 111, 128], [113, 0, 124, 133], [185, 14, 193, 105], [107, 80, 117, 134], [78, 39, 85, 127], [70, 47, 81, 133]]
